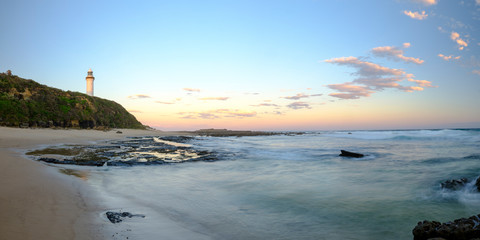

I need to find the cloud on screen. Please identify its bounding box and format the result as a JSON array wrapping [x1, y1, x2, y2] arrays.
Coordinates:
[[199, 97, 229, 101], [198, 113, 219, 119], [325, 56, 405, 76], [287, 102, 311, 110], [477, 0, 480, 5], [324, 57, 434, 99], [178, 109, 257, 119], [413, 0, 437, 5], [327, 83, 374, 99], [155, 101, 175, 104], [250, 103, 279, 107], [404, 10, 428, 20], [183, 88, 201, 92], [371, 43, 424, 64], [473, 70, 480, 75], [438, 54, 461, 61], [128, 94, 151, 99], [282, 93, 323, 100], [451, 32, 468, 50]]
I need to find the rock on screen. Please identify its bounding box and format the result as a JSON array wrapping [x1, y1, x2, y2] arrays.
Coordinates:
[[106, 211, 145, 224], [475, 178, 480, 192], [412, 214, 480, 240], [339, 150, 364, 158], [441, 178, 469, 191], [38, 157, 106, 167], [116, 131, 123, 134], [33, 136, 220, 167]]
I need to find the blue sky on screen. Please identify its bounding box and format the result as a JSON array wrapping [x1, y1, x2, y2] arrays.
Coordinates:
[[1, 0, 479, 130]]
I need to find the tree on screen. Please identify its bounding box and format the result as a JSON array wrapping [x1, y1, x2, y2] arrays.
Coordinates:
[[6, 70, 12, 76]]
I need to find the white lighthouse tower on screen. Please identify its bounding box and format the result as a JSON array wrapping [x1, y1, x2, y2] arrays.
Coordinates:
[[86, 68, 94, 96]]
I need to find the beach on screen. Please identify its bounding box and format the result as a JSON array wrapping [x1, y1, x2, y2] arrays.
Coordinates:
[[0, 127, 181, 240]]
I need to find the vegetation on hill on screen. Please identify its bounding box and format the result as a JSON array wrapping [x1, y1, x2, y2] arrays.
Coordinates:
[[0, 71, 145, 129]]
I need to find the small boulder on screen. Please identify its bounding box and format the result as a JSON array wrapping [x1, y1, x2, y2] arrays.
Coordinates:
[[116, 131, 123, 134], [106, 211, 145, 224], [339, 150, 364, 158], [441, 178, 469, 191]]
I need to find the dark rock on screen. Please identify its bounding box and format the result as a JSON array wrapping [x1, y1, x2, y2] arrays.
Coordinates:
[[106, 211, 145, 224], [159, 136, 194, 143], [412, 214, 480, 240], [475, 177, 480, 192], [339, 150, 364, 158], [441, 178, 469, 191], [38, 155, 107, 167], [116, 131, 123, 134]]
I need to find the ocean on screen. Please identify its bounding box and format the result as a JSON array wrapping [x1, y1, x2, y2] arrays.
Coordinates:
[[76, 129, 480, 239]]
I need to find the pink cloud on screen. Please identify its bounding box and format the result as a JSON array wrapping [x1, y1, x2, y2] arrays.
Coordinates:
[[404, 10, 428, 20], [324, 56, 434, 99], [183, 88, 201, 92], [178, 109, 257, 119], [325, 56, 404, 76], [473, 70, 480, 76], [251, 103, 279, 107], [451, 32, 468, 50], [413, 0, 437, 6], [282, 93, 323, 100], [327, 83, 374, 99], [438, 54, 461, 61], [287, 102, 311, 110], [371, 44, 424, 64]]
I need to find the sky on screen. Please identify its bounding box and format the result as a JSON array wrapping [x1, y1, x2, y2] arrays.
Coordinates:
[[1, 0, 480, 131]]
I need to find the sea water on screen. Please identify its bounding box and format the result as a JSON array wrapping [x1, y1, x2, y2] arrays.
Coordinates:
[[85, 129, 480, 239]]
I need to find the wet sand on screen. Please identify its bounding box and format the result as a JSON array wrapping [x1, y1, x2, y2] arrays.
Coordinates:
[[0, 127, 185, 240]]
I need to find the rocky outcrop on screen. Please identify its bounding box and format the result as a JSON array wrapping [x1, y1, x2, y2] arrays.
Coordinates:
[[106, 211, 145, 224], [339, 150, 364, 158], [0, 72, 145, 129], [412, 214, 480, 240], [441, 178, 469, 191], [440, 177, 480, 192], [32, 136, 220, 167]]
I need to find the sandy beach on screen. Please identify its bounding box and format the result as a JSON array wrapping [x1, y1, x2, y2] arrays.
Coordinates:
[[0, 127, 183, 240]]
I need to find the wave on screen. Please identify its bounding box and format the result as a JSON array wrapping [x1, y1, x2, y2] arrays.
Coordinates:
[[322, 129, 480, 141], [435, 177, 480, 205]]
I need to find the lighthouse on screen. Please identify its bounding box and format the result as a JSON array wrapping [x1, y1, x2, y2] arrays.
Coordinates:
[[86, 68, 94, 96]]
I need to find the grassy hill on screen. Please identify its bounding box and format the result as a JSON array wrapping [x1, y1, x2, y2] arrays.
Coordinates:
[[0, 72, 145, 129]]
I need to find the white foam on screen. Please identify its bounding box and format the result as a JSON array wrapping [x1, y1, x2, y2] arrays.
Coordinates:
[[132, 150, 203, 163], [153, 137, 191, 147], [323, 129, 480, 141]]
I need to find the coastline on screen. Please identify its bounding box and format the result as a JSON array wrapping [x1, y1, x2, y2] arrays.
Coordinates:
[[0, 127, 186, 240]]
